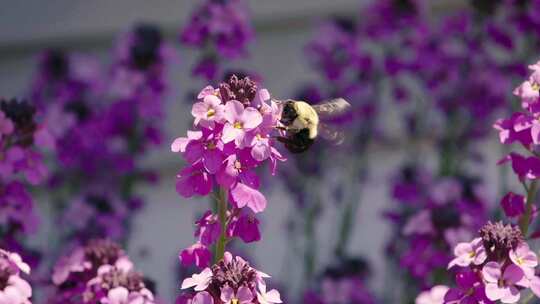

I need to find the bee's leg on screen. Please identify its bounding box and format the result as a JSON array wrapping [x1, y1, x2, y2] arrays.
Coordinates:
[[276, 136, 290, 144]]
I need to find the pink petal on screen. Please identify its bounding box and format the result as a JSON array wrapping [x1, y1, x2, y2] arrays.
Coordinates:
[[482, 262, 502, 283], [205, 95, 222, 107], [503, 264, 524, 284], [265, 289, 282, 303], [198, 85, 215, 99], [193, 291, 214, 304], [473, 249, 487, 265], [530, 276, 540, 297], [231, 183, 267, 213], [485, 283, 504, 301], [454, 242, 473, 257], [8, 276, 31, 298], [203, 149, 223, 174], [237, 286, 254, 303], [185, 142, 204, 164], [192, 102, 209, 119], [224, 100, 244, 123], [221, 124, 243, 143], [108, 287, 129, 304], [251, 142, 270, 161], [171, 137, 190, 153], [220, 286, 234, 303], [532, 123, 540, 144], [500, 286, 520, 304], [241, 107, 263, 129]]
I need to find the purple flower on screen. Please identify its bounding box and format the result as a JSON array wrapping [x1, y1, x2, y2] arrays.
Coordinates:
[[501, 192, 526, 218], [220, 285, 253, 304], [176, 163, 214, 198], [86, 257, 155, 304], [182, 268, 213, 291], [498, 153, 540, 181], [444, 270, 493, 304], [221, 100, 262, 145], [0, 249, 32, 304], [483, 262, 525, 303], [180, 0, 254, 59], [447, 237, 487, 269], [192, 94, 225, 128], [228, 212, 261, 243], [179, 243, 211, 269], [195, 211, 221, 246], [509, 243, 538, 273]]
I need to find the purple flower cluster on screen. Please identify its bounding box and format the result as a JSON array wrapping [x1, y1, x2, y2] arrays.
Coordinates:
[[385, 167, 488, 288], [442, 222, 540, 304], [49, 239, 155, 304], [173, 75, 285, 268], [0, 98, 53, 262], [178, 252, 281, 304], [422, 59, 540, 304], [494, 61, 540, 184], [180, 0, 254, 81], [0, 249, 32, 304], [29, 23, 169, 243], [173, 77, 284, 302]]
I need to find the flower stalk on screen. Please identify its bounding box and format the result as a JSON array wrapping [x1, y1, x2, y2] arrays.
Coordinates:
[[519, 180, 538, 236], [214, 187, 228, 262]]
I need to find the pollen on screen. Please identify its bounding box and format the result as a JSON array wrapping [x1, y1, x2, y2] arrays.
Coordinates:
[[533, 83, 540, 91], [232, 300, 239, 304], [234, 121, 243, 129], [207, 108, 216, 118]]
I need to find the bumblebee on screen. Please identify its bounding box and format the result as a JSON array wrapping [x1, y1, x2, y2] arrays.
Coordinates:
[[276, 98, 351, 153]]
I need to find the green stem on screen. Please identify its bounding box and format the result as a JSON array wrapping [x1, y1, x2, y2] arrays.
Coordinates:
[[519, 180, 539, 236], [214, 187, 228, 262], [304, 201, 318, 280]]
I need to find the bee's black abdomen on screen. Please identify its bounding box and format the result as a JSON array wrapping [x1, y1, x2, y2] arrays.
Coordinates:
[[279, 128, 314, 153]]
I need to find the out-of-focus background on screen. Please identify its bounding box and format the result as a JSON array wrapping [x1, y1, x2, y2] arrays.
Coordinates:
[[0, 0, 534, 303]]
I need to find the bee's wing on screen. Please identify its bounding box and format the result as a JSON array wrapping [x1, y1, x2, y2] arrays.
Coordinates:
[[318, 122, 346, 145], [312, 98, 351, 119]]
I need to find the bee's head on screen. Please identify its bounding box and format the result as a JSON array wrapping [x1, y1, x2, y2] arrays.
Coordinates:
[[280, 101, 297, 125]]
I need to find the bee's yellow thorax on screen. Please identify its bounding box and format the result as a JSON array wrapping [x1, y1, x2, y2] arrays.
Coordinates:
[[293, 102, 319, 139]]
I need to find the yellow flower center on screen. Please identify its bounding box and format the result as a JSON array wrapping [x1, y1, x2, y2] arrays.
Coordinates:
[[232, 299, 239, 304], [517, 257, 524, 265], [206, 142, 216, 150], [256, 134, 262, 140], [533, 83, 540, 91], [207, 108, 216, 118], [469, 252, 475, 258], [234, 121, 243, 129]]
